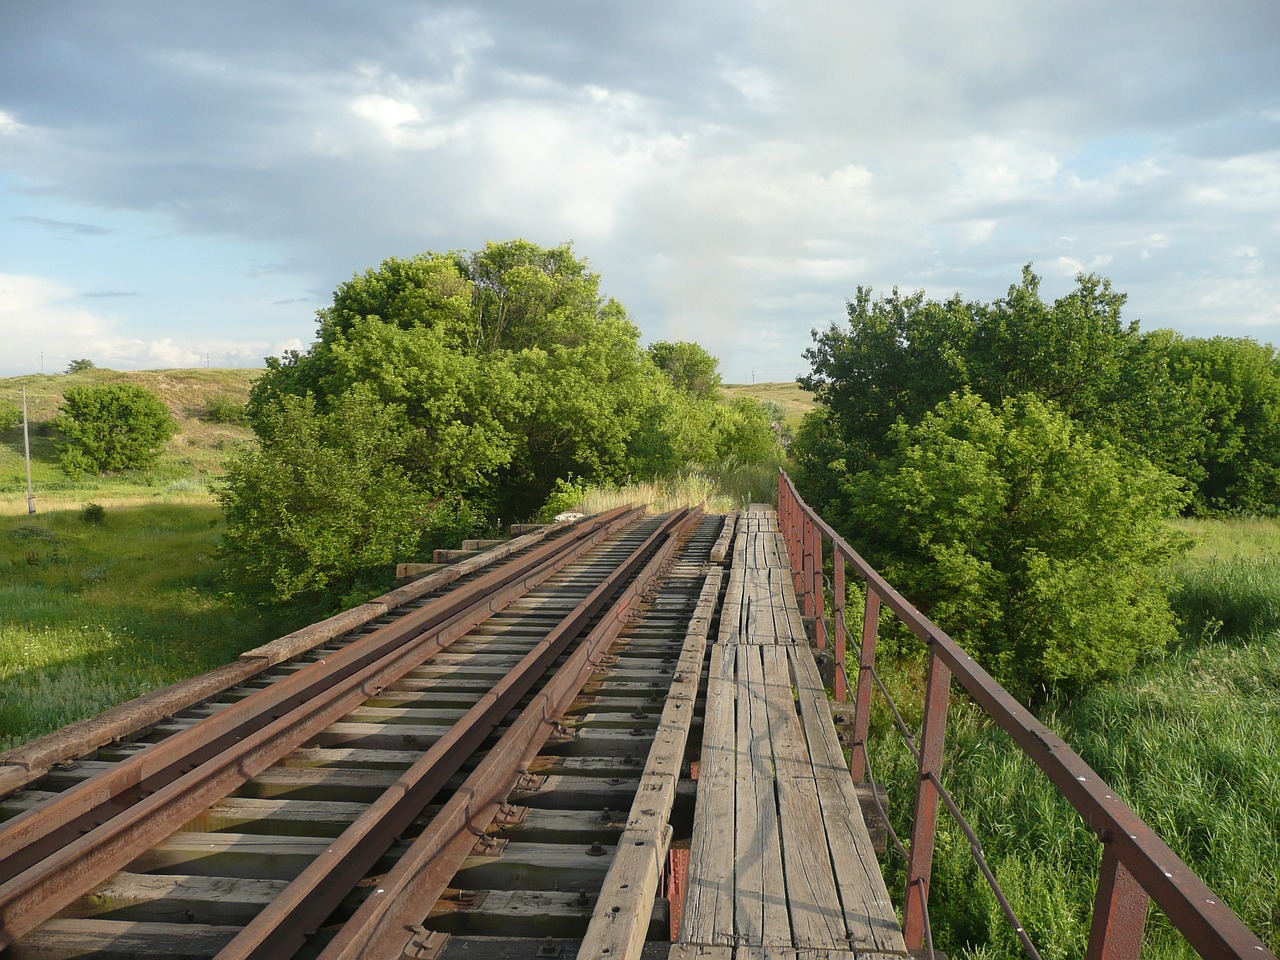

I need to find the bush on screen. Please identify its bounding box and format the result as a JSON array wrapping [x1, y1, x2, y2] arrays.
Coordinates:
[[839, 392, 1188, 695], [202, 396, 249, 425], [217, 387, 428, 602], [81, 503, 107, 524], [0, 400, 20, 431], [51, 384, 177, 476]]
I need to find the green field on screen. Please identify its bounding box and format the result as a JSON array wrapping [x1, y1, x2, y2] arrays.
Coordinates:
[[0, 502, 318, 749], [722, 380, 816, 430], [0, 367, 258, 514]]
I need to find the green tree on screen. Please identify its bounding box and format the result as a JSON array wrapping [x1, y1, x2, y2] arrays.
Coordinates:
[[839, 392, 1186, 696], [227, 239, 784, 601], [1165, 336, 1280, 514], [66, 358, 96, 374], [217, 388, 431, 602], [647, 340, 723, 397], [51, 383, 176, 475]]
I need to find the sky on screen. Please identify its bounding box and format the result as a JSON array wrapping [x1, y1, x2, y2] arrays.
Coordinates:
[[1, 1, 1278, 383]]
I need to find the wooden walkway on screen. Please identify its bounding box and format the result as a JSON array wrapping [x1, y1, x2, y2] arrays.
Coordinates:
[[677, 506, 906, 960]]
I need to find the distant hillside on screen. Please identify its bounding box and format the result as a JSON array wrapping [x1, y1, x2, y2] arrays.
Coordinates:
[[721, 381, 817, 430], [0, 368, 260, 512]]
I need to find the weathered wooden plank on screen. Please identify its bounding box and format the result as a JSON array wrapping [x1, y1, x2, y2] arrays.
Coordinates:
[[668, 945, 733, 960], [737, 645, 789, 947], [450, 841, 615, 892], [775, 771, 846, 948], [710, 513, 738, 565], [682, 645, 737, 944], [125, 831, 332, 880], [8, 919, 239, 959], [788, 647, 905, 955], [61, 872, 287, 925], [428, 888, 668, 939]]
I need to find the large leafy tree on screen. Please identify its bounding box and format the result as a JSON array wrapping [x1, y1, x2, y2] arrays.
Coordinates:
[[795, 265, 1280, 517], [52, 383, 176, 476], [647, 340, 723, 397], [223, 240, 779, 601], [1165, 336, 1280, 514], [839, 392, 1186, 696]]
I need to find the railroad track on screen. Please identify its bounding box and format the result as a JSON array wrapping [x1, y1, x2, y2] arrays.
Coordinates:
[[0, 507, 732, 960]]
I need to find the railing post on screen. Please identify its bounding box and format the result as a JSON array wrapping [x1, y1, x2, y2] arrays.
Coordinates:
[[848, 588, 880, 780], [833, 552, 847, 702], [1086, 847, 1149, 960], [903, 649, 951, 952], [812, 531, 827, 651], [801, 514, 815, 619]]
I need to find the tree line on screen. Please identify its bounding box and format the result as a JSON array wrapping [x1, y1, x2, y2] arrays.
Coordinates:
[[794, 265, 1280, 695], [218, 240, 780, 603]]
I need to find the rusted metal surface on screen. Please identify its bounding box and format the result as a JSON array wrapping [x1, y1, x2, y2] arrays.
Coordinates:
[[1087, 848, 1149, 960], [666, 846, 690, 941], [848, 588, 880, 784], [833, 552, 847, 702], [211, 508, 698, 960], [313, 509, 702, 960], [902, 652, 951, 953], [777, 470, 1276, 960]]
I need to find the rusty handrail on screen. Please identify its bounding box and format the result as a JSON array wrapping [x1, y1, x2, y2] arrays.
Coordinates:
[[777, 470, 1275, 960]]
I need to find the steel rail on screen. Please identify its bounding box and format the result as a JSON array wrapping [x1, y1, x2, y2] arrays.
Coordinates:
[[778, 471, 1276, 960], [0, 505, 643, 950], [211, 507, 697, 960], [318, 508, 701, 960], [0, 515, 581, 799]]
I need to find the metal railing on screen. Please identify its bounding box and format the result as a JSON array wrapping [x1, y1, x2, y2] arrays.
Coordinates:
[[777, 470, 1276, 960]]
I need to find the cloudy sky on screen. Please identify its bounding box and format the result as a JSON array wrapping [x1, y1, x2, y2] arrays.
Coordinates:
[[1, 2, 1278, 382]]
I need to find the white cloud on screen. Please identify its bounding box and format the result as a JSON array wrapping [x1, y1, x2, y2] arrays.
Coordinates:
[[0, 274, 116, 373], [0, 273, 293, 376]]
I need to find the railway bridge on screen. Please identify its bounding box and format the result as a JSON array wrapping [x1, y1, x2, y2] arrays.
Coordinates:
[[0, 476, 1273, 960]]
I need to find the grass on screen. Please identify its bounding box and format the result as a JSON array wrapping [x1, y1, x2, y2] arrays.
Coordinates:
[[0, 503, 315, 750], [560, 459, 785, 516], [853, 514, 1280, 958], [0, 368, 258, 514], [722, 381, 816, 431]]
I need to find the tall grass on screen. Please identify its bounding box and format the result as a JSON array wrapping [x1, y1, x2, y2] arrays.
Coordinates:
[[559, 459, 784, 516], [0, 504, 314, 750], [855, 515, 1280, 958]]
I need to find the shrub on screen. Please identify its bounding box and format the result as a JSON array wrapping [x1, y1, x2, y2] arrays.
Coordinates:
[[217, 387, 428, 602], [202, 395, 249, 425], [51, 384, 177, 476], [81, 503, 106, 524], [0, 400, 20, 431], [839, 392, 1188, 696]]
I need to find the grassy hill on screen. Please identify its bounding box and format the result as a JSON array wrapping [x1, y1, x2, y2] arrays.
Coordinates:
[[0, 367, 259, 514], [722, 380, 817, 431]]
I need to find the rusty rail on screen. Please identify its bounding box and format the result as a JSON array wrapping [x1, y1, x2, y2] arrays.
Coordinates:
[[777, 470, 1276, 960], [217, 506, 701, 960]]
